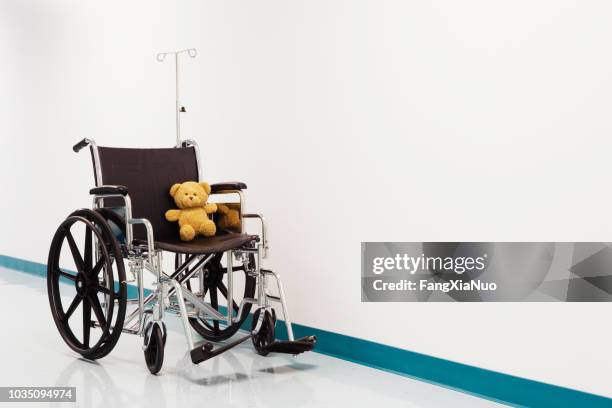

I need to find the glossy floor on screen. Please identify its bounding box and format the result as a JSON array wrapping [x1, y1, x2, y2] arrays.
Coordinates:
[[0, 267, 504, 408]]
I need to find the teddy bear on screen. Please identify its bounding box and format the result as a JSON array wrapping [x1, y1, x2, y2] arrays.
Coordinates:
[[216, 203, 241, 231], [165, 181, 218, 241]]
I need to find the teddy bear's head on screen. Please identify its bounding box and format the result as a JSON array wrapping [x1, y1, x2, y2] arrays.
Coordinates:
[[169, 181, 211, 209]]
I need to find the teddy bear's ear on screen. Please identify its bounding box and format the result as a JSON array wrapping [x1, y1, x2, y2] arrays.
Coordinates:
[[199, 182, 211, 194], [169, 183, 182, 197]]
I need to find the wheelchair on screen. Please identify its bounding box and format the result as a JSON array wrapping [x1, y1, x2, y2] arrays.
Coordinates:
[[46, 137, 316, 374]]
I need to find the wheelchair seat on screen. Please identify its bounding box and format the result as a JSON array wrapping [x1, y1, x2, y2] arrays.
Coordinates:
[[140, 232, 258, 254]]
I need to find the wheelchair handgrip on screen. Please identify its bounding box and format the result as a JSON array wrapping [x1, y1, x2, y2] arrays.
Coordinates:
[[73, 138, 90, 152]]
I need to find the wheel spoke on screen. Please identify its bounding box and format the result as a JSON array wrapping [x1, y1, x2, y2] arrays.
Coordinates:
[[82, 297, 91, 347], [217, 282, 239, 312], [209, 286, 220, 334], [64, 295, 82, 321], [92, 284, 111, 295], [84, 227, 92, 271], [90, 258, 105, 277], [88, 294, 107, 327], [66, 231, 85, 272], [58, 270, 77, 282]]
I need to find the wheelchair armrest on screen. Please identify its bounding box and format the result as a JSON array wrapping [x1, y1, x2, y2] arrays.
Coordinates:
[[90, 185, 129, 196], [210, 182, 247, 192]]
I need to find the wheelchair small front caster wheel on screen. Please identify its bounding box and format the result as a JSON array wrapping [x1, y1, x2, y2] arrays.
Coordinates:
[[251, 308, 276, 356], [144, 323, 165, 374]]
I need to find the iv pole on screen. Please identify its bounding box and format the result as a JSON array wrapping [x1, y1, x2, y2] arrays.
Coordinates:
[[156, 48, 197, 147]]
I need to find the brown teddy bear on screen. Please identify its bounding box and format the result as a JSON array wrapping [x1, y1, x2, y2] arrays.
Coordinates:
[[165, 181, 218, 241], [216, 203, 241, 231]]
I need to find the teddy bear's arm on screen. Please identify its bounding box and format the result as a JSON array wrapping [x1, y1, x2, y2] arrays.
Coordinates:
[[216, 204, 229, 214], [165, 209, 181, 222], [204, 203, 218, 214]]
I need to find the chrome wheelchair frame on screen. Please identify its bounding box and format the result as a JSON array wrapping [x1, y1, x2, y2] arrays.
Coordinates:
[[46, 137, 315, 374]]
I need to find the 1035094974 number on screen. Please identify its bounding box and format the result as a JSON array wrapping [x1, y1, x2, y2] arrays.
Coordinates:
[[1, 387, 76, 402]]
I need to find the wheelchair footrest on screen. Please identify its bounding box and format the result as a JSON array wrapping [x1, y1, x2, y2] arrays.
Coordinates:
[[190, 333, 252, 364], [263, 336, 317, 355]]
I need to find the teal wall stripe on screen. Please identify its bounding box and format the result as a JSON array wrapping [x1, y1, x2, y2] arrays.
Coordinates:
[[1, 253, 610, 407]]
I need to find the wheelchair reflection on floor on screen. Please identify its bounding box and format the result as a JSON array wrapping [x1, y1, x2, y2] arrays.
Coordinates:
[[46, 137, 316, 374]]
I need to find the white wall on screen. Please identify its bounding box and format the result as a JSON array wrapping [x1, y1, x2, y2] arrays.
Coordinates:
[[1, 0, 611, 397]]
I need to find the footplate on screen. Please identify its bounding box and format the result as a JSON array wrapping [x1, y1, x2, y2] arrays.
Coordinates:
[[261, 336, 317, 355], [190, 333, 252, 364]]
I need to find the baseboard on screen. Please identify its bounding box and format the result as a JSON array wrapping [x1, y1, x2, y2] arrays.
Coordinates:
[[1, 253, 610, 407]]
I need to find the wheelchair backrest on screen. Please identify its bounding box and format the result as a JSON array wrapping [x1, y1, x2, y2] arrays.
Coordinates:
[[93, 146, 200, 241]]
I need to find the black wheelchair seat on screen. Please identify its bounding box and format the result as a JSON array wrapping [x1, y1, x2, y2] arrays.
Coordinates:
[[146, 233, 258, 254]]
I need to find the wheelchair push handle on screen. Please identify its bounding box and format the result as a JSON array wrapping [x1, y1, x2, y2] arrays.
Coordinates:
[[73, 138, 91, 153]]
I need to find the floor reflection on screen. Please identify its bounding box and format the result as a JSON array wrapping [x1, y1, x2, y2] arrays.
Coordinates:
[[0, 267, 504, 408], [52, 358, 125, 408]]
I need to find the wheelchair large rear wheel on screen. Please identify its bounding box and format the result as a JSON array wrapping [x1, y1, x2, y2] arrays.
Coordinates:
[[47, 209, 127, 360], [178, 254, 256, 342]]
